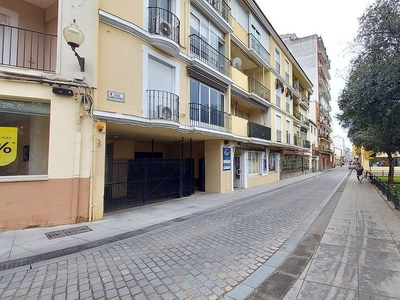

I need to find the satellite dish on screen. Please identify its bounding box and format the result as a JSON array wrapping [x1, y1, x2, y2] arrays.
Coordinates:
[[232, 57, 242, 69]]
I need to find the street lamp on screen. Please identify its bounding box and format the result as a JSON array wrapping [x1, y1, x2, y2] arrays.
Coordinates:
[[63, 19, 85, 72]]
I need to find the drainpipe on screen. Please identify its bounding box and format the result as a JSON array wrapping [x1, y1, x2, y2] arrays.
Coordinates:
[[72, 100, 82, 223], [89, 123, 97, 222]]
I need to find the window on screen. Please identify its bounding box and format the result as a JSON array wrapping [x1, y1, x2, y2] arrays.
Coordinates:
[[286, 93, 291, 113], [0, 7, 18, 66], [149, 0, 171, 10], [248, 151, 259, 174], [284, 60, 289, 82], [251, 25, 260, 54], [0, 99, 50, 176], [232, 1, 248, 30], [276, 115, 282, 142], [190, 79, 225, 127], [275, 86, 281, 108], [148, 57, 176, 119], [275, 48, 281, 74], [286, 120, 290, 144], [234, 107, 249, 120]]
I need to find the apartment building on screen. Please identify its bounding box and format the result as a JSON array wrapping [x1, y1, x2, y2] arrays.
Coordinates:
[[281, 34, 333, 171], [0, 0, 312, 230]]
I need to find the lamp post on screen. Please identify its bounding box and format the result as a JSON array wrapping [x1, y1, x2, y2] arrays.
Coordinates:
[[63, 19, 85, 72]]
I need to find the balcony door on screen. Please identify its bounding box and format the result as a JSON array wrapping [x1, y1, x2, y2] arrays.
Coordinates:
[[190, 8, 224, 69], [148, 57, 175, 119], [0, 7, 18, 66], [149, 0, 171, 10], [190, 79, 225, 128]]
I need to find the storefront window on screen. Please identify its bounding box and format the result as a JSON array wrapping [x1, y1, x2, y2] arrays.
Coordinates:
[[269, 152, 278, 172], [0, 99, 50, 176], [248, 151, 259, 174], [280, 154, 309, 172]]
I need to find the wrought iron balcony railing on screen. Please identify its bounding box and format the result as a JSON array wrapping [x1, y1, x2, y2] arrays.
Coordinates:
[[303, 140, 311, 149], [248, 77, 270, 102], [286, 132, 291, 144], [302, 119, 310, 127], [276, 129, 282, 143], [189, 102, 231, 132], [294, 134, 298, 146], [148, 7, 180, 44], [189, 34, 230, 77], [148, 90, 179, 122], [205, 0, 231, 22], [0, 24, 57, 71], [248, 33, 270, 65], [293, 108, 302, 120]]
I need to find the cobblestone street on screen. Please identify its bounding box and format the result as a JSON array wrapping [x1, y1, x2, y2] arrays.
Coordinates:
[[0, 171, 344, 300]]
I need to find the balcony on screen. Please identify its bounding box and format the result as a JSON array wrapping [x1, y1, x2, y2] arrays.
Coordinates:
[[293, 134, 303, 147], [302, 119, 309, 127], [191, 0, 232, 33], [248, 77, 270, 102], [189, 102, 231, 132], [300, 93, 309, 108], [0, 24, 57, 72], [248, 122, 271, 141], [204, 0, 231, 23], [319, 146, 333, 154], [318, 63, 331, 81], [189, 34, 230, 77], [248, 34, 270, 66], [148, 7, 180, 56], [148, 90, 179, 122], [293, 108, 302, 121], [303, 140, 311, 149]]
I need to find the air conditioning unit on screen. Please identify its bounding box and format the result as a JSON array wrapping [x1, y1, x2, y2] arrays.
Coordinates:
[[158, 105, 172, 120], [153, 16, 173, 38]]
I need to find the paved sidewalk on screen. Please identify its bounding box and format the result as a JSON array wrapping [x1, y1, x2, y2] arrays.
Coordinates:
[[282, 172, 400, 299], [0, 171, 323, 268]]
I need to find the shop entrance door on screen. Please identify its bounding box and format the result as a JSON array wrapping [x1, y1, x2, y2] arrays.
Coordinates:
[[234, 156, 242, 189]]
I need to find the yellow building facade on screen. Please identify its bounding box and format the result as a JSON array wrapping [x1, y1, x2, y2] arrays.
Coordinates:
[[0, 0, 312, 230]]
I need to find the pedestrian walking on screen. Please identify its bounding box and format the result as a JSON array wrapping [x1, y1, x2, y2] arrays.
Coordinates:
[[355, 162, 364, 182]]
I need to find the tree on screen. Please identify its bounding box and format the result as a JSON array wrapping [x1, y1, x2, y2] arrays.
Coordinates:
[[337, 0, 400, 182]]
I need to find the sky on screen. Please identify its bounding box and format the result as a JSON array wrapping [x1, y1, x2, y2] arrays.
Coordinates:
[[256, 0, 375, 149]]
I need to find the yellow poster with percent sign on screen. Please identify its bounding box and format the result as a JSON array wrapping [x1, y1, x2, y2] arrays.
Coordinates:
[[0, 127, 18, 166]]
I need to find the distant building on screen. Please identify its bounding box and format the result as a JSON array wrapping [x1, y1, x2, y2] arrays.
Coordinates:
[[280, 34, 333, 171]]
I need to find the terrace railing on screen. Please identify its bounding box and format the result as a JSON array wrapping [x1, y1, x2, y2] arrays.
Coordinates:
[[189, 34, 230, 77], [189, 102, 231, 132], [0, 24, 57, 71]]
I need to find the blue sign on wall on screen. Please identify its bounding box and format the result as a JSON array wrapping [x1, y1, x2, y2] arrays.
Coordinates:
[[223, 147, 231, 171]]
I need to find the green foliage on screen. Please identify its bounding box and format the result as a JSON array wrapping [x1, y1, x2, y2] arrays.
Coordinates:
[[336, 0, 400, 182], [378, 177, 400, 184]]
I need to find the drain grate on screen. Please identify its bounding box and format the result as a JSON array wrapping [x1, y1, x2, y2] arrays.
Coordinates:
[[45, 225, 93, 240]]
